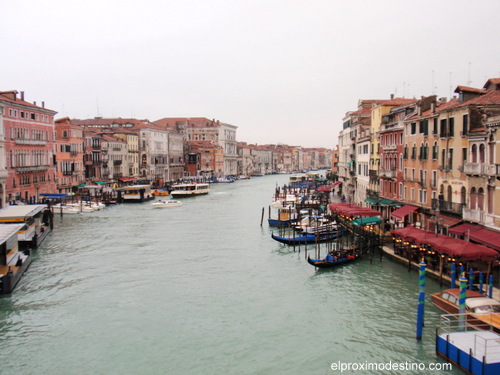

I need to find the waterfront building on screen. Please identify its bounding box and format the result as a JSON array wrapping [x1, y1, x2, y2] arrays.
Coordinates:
[[457, 79, 500, 229], [0, 91, 57, 204], [248, 144, 272, 175], [167, 132, 184, 182], [369, 98, 415, 202], [137, 125, 169, 187], [83, 131, 103, 181], [153, 117, 238, 177], [112, 131, 140, 178], [184, 141, 223, 179], [379, 99, 418, 214], [237, 142, 255, 177], [101, 133, 128, 182], [54, 117, 85, 193], [338, 100, 383, 203], [0, 101, 10, 208]]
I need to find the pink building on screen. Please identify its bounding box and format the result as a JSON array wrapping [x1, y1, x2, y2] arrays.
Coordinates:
[[0, 91, 57, 203]]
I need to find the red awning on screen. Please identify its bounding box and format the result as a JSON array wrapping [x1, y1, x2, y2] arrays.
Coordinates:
[[390, 205, 418, 220], [119, 177, 137, 182], [428, 215, 462, 228], [331, 181, 342, 187], [469, 228, 500, 252], [448, 223, 484, 236], [316, 185, 332, 192]]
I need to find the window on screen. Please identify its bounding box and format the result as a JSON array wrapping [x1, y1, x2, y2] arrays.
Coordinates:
[[462, 114, 468, 135], [411, 123, 416, 134], [440, 119, 447, 137], [449, 118, 455, 137], [462, 148, 467, 165], [448, 149, 453, 170]]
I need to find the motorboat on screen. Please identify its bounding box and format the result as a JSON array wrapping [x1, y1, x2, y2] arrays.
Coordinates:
[[170, 183, 210, 198], [430, 288, 500, 332], [151, 200, 182, 208]]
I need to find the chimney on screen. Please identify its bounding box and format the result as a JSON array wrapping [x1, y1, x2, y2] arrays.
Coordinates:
[[431, 102, 435, 113], [20, 91, 25, 101], [390, 94, 394, 100], [33, 101, 36, 106], [42, 101, 45, 108]]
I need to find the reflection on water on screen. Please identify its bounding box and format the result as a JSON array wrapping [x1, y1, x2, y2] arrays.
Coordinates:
[[0, 176, 460, 374]]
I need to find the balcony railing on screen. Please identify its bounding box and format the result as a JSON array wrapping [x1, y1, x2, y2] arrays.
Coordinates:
[[464, 163, 483, 175], [15, 165, 50, 173], [380, 169, 396, 178], [431, 199, 465, 216], [462, 208, 484, 223], [15, 138, 47, 146]]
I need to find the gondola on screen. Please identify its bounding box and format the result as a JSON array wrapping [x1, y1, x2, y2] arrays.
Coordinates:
[[271, 230, 341, 245], [307, 254, 359, 269]]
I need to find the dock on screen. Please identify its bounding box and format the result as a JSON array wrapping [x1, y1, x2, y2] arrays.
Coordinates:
[[436, 314, 500, 375]]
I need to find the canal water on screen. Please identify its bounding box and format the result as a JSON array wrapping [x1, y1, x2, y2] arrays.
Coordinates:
[[0, 175, 462, 375]]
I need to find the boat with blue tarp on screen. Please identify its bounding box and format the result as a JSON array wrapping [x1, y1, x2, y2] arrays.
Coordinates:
[[271, 229, 342, 245]]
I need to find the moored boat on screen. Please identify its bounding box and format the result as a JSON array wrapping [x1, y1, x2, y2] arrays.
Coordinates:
[[271, 229, 341, 245], [170, 183, 210, 198], [430, 288, 500, 333], [307, 253, 359, 269]]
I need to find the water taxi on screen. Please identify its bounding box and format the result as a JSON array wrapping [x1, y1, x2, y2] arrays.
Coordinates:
[[170, 183, 210, 198], [120, 185, 155, 202], [151, 200, 182, 208], [431, 288, 500, 333], [0, 205, 52, 249], [0, 223, 31, 293]]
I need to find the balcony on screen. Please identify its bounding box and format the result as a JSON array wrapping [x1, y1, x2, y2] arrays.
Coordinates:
[[431, 199, 465, 216], [462, 208, 484, 223], [15, 138, 47, 146], [15, 165, 50, 173], [464, 163, 483, 175], [485, 164, 500, 177], [381, 144, 397, 151], [113, 160, 122, 165], [379, 169, 396, 178]]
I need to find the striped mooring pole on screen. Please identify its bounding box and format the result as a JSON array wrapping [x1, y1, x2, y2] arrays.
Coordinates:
[[459, 274, 468, 332], [416, 261, 426, 340], [450, 262, 456, 288]]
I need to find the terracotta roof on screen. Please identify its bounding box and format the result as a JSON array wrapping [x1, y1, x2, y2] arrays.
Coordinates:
[[71, 118, 152, 127], [0, 91, 57, 113], [454, 85, 487, 94], [379, 98, 417, 106], [455, 89, 500, 107]]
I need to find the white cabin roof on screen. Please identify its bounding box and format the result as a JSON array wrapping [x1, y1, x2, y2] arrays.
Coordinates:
[[0, 224, 24, 244], [0, 205, 47, 220]]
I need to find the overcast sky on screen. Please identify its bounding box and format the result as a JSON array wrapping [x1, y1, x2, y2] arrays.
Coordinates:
[[2, 0, 500, 148]]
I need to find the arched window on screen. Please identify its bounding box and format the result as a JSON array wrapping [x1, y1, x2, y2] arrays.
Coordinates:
[[471, 144, 478, 163], [447, 185, 452, 202], [479, 144, 485, 163], [460, 187, 466, 205], [488, 186, 494, 214], [478, 187, 485, 210], [470, 187, 477, 209]]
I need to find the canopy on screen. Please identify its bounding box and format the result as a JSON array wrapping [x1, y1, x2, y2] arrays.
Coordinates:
[[365, 197, 380, 204], [448, 223, 483, 236], [391, 226, 498, 261], [379, 199, 402, 207], [39, 193, 71, 199], [469, 229, 500, 252], [352, 216, 382, 226], [331, 181, 342, 187], [93, 181, 107, 185], [428, 214, 462, 228], [316, 185, 332, 192], [391, 205, 418, 220], [119, 177, 137, 182]]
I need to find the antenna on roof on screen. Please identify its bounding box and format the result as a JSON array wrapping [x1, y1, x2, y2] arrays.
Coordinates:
[[467, 62, 471, 86], [449, 72, 453, 99], [96, 97, 101, 118]]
